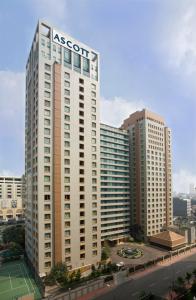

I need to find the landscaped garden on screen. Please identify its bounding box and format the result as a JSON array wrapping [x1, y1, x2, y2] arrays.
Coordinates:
[[117, 247, 143, 259]]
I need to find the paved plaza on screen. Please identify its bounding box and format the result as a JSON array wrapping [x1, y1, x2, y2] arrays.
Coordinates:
[[110, 242, 169, 266]]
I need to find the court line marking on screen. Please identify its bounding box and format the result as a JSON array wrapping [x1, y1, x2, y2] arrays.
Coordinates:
[[21, 263, 36, 294], [9, 273, 13, 289], [0, 284, 27, 295], [19, 263, 30, 294]]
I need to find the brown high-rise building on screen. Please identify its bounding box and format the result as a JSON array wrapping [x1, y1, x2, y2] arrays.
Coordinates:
[[121, 109, 173, 237]]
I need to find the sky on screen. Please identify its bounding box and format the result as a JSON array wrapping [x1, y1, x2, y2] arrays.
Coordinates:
[[0, 0, 196, 193]]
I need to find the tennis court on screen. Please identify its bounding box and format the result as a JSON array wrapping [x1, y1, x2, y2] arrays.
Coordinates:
[[0, 260, 42, 300]]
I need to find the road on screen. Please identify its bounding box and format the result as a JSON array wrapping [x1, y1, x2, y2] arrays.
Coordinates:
[[94, 252, 196, 300]]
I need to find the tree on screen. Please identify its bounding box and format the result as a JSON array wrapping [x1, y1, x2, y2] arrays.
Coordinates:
[[193, 269, 196, 280], [45, 262, 68, 286], [101, 248, 108, 261], [75, 269, 81, 282], [2, 225, 25, 248], [185, 272, 192, 284], [173, 276, 186, 296]]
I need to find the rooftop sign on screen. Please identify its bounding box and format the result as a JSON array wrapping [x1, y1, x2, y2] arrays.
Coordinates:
[[52, 29, 89, 58]]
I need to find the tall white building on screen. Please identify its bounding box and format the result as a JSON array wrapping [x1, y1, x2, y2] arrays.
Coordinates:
[[25, 21, 101, 276]]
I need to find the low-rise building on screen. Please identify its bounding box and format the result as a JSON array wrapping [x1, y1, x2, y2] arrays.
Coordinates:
[[0, 176, 24, 221]]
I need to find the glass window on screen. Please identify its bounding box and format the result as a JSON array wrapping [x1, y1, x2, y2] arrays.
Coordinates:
[[44, 128, 50, 135], [44, 137, 50, 144], [64, 89, 70, 96], [65, 72, 70, 79], [44, 119, 50, 126], [45, 64, 51, 71], [64, 106, 70, 113], [45, 91, 50, 98], [64, 48, 71, 64], [45, 82, 51, 89], [83, 57, 90, 72], [64, 98, 70, 105], [45, 73, 51, 80], [44, 109, 50, 117], [74, 53, 81, 68], [64, 81, 70, 88]]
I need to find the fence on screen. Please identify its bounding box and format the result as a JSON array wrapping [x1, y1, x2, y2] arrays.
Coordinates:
[[128, 242, 196, 275], [44, 278, 104, 300]]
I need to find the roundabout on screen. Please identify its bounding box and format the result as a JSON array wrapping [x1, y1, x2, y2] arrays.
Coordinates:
[[117, 247, 143, 259]]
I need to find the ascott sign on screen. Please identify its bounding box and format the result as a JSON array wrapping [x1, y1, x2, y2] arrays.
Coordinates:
[[52, 29, 89, 58]]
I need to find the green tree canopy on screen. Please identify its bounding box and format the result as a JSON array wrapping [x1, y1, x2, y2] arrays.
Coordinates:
[[2, 225, 25, 248]]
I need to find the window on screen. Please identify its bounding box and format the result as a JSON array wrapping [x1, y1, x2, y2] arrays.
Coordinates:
[[44, 100, 50, 107], [44, 128, 50, 135], [64, 98, 70, 105], [45, 73, 51, 80], [64, 48, 71, 64], [79, 78, 84, 84], [44, 166, 50, 172], [83, 57, 90, 72], [44, 137, 50, 144], [91, 83, 96, 90], [64, 106, 70, 113], [45, 91, 50, 98], [45, 64, 51, 71], [44, 176, 50, 182], [64, 141, 70, 147], [45, 82, 51, 89], [44, 147, 50, 154], [64, 177, 70, 183], [64, 123, 70, 130], [44, 156, 50, 163], [44, 119, 50, 126], [64, 81, 70, 87], [44, 110, 50, 117], [74, 53, 81, 68], [64, 89, 70, 96], [79, 86, 84, 92], [64, 159, 70, 165], [65, 72, 70, 79], [91, 91, 96, 97], [64, 150, 70, 156]]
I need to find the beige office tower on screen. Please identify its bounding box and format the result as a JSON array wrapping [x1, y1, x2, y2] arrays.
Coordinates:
[[121, 109, 173, 237], [25, 21, 101, 276]]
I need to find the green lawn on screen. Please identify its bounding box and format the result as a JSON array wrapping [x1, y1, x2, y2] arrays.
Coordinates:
[[0, 260, 42, 300]]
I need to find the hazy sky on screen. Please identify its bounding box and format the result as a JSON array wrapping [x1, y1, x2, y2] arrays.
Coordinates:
[[0, 0, 196, 192]]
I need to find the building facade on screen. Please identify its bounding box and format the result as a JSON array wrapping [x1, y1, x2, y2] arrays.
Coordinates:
[[121, 109, 173, 237], [100, 124, 130, 243], [0, 176, 24, 221], [25, 21, 101, 276], [173, 197, 191, 217]]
